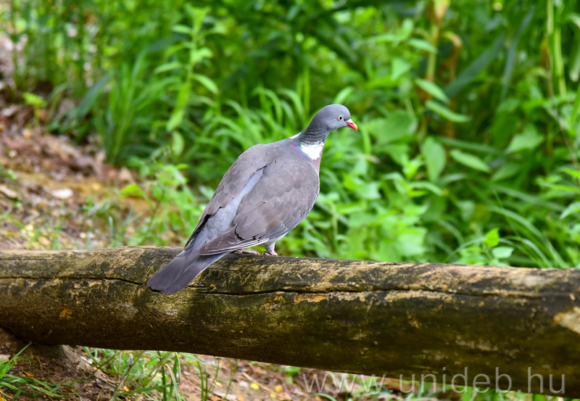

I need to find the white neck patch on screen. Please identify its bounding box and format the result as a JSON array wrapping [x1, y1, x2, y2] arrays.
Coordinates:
[[300, 141, 325, 160]]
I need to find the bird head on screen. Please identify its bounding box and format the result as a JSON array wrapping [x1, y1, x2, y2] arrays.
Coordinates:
[[309, 104, 358, 133]]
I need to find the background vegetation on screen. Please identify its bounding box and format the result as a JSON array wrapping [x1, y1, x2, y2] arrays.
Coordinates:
[[5, 0, 580, 267], [2, 0, 580, 399]]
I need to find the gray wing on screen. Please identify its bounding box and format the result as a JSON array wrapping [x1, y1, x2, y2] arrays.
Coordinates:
[[185, 144, 269, 248], [198, 160, 319, 255]]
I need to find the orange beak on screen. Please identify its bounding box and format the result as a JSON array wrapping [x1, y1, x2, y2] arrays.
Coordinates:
[[345, 119, 358, 131]]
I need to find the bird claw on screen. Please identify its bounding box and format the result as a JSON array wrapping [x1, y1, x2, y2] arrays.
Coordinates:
[[233, 249, 260, 255], [263, 250, 279, 256]]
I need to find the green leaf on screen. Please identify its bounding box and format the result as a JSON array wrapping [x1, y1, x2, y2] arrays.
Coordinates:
[[560, 202, 580, 219], [398, 232, 426, 257], [66, 73, 109, 120], [408, 39, 437, 53], [507, 125, 543, 153], [410, 181, 443, 196], [121, 183, 144, 197], [367, 111, 416, 146], [367, 33, 400, 43], [333, 86, 353, 104], [367, 75, 396, 89], [349, 211, 378, 228], [484, 228, 500, 247], [172, 132, 184, 157], [154, 62, 183, 74], [456, 200, 475, 222], [366, 19, 413, 43], [166, 43, 187, 57], [492, 246, 514, 259], [172, 24, 191, 35], [192, 74, 218, 94], [567, 13, 580, 30], [22, 92, 47, 108], [358, 182, 381, 200], [492, 162, 521, 181], [450, 149, 490, 172], [279, 88, 305, 126], [438, 137, 501, 155], [166, 81, 192, 131], [563, 168, 580, 179], [392, 58, 411, 80], [500, 8, 534, 100], [444, 34, 505, 97], [190, 47, 213, 65], [569, 15, 580, 82], [175, 81, 192, 110], [570, 43, 580, 82], [382, 111, 417, 142], [415, 79, 449, 104], [383, 145, 409, 166], [426, 100, 470, 123], [422, 136, 446, 182], [166, 109, 184, 132]]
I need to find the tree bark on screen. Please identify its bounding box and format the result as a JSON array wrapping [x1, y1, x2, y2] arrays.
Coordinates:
[[1, 246, 579, 396]]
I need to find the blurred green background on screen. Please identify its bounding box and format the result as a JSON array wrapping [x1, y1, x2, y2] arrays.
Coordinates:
[[4, 0, 580, 268]]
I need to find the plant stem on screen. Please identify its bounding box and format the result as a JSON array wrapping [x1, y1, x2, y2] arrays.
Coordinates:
[[547, 0, 566, 96], [426, 23, 439, 82]]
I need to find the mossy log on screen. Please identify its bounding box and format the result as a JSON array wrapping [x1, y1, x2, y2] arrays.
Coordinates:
[[1, 247, 579, 396]]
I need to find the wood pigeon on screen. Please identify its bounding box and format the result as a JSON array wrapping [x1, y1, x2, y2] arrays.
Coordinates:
[[147, 104, 358, 294]]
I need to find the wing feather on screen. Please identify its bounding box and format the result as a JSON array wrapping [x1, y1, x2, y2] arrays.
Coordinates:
[[185, 144, 269, 248], [198, 160, 319, 255]]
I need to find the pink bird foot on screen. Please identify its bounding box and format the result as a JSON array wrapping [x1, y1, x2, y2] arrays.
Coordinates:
[[263, 250, 279, 256]]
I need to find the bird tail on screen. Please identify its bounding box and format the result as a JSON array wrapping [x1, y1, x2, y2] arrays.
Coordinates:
[[147, 246, 226, 295]]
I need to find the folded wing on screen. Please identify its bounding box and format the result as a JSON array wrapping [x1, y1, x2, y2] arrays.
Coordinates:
[[198, 160, 319, 255], [185, 144, 269, 248]]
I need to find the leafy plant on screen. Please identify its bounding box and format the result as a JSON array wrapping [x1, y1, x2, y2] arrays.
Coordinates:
[[0, 344, 73, 398], [120, 159, 203, 246]]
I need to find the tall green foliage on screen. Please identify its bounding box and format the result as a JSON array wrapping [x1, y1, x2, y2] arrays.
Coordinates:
[[4, 0, 580, 268]]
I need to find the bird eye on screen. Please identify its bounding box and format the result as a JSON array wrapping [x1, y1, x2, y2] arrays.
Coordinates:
[[338, 115, 343, 121]]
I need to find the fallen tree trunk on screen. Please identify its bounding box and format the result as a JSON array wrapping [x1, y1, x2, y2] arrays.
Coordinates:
[[1, 247, 579, 396]]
